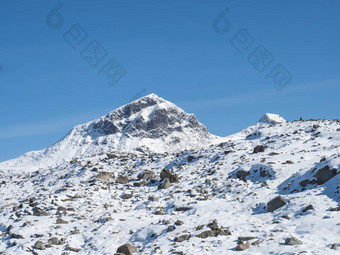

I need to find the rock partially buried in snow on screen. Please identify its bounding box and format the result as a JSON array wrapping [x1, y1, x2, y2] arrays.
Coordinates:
[[314, 165, 338, 185], [175, 234, 191, 242], [33, 207, 49, 216], [259, 113, 286, 125], [116, 175, 130, 184], [331, 243, 339, 249], [160, 169, 179, 183], [267, 196, 287, 212], [96, 171, 113, 180], [285, 237, 303, 245], [253, 145, 266, 154], [236, 242, 251, 251], [34, 241, 45, 250], [158, 178, 171, 189], [117, 244, 137, 255]]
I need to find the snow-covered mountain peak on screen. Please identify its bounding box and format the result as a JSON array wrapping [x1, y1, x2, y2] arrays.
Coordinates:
[[258, 113, 286, 125], [0, 94, 220, 172], [81, 93, 213, 141]]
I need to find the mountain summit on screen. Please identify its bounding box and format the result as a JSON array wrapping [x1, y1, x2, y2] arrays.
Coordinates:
[[86, 93, 213, 141], [0, 94, 219, 172]]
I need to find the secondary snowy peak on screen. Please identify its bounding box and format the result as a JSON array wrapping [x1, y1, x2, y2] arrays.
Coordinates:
[[258, 113, 286, 125]]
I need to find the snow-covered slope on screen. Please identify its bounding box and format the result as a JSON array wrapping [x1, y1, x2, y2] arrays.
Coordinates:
[[0, 94, 220, 173], [0, 95, 340, 255]]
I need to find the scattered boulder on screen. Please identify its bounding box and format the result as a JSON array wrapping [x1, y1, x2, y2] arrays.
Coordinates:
[[299, 179, 317, 187], [57, 206, 67, 215], [331, 243, 339, 249], [236, 242, 250, 251], [196, 230, 219, 239], [167, 225, 176, 232], [117, 244, 137, 255], [196, 225, 204, 231], [160, 169, 179, 183], [158, 178, 171, 190], [34, 241, 45, 250], [48, 237, 60, 245], [175, 207, 191, 212], [315, 166, 338, 185], [175, 220, 184, 226], [175, 234, 190, 242], [116, 175, 130, 184], [330, 207, 340, 212], [187, 155, 196, 162], [148, 196, 158, 202], [253, 145, 266, 154], [121, 193, 133, 199], [10, 233, 24, 239], [282, 215, 291, 220], [285, 237, 303, 245], [33, 207, 49, 216], [267, 196, 287, 212], [96, 172, 113, 180], [236, 170, 250, 182], [137, 170, 154, 181], [207, 220, 219, 230], [302, 204, 314, 213], [173, 251, 184, 255], [65, 245, 82, 252], [72, 228, 80, 235], [154, 209, 163, 215], [251, 240, 261, 246], [196, 220, 231, 238], [56, 218, 68, 224], [219, 229, 232, 236]]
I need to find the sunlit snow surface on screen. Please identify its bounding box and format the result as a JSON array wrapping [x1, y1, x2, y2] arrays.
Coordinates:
[[0, 94, 340, 254]]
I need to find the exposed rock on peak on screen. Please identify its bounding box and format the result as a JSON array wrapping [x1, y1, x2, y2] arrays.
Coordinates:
[[88, 93, 210, 140]]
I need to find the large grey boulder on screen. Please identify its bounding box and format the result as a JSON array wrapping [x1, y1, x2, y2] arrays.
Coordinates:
[[96, 172, 113, 180], [285, 237, 303, 245], [315, 166, 337, 185], [253, 145, 266, 153], [115, 175, 130, 184], [160, 169, 179, 183], [117, 244, 137, 255], [34, 241, 45, 250], [158, 178, 171, 189], [175, 234, 190, 242], [267, 196, 287, 212], [236, 242, 250, 251]]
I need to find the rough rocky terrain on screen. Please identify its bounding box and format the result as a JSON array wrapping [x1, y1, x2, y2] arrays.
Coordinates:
[[0, 94, 340, 254]]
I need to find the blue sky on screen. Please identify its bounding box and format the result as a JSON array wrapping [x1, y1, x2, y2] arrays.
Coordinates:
[[0, 0, 339, 162]]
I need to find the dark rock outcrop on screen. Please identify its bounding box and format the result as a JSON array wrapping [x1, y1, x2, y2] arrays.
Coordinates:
[[117, 244, 137, 255], [267, 196, 287, 212], [315, 166, 338, 185]]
